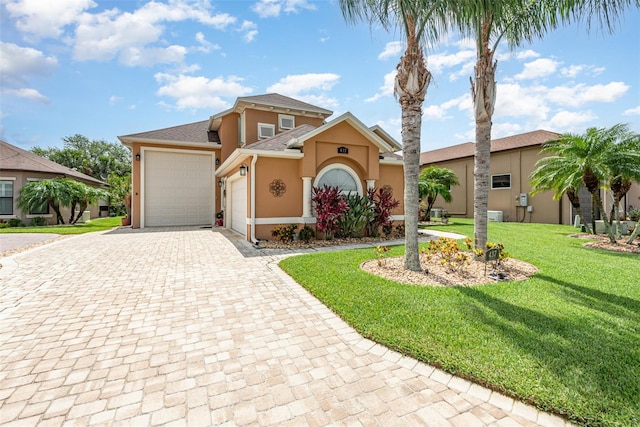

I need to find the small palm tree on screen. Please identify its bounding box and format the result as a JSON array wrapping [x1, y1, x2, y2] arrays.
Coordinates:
[[17, 178, 72, 224], [418, 166, 460, 221], [69, 183, 108, 224]]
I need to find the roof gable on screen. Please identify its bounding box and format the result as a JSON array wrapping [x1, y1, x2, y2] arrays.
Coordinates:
[[119, 120, 218, 146], [286, 112, 396, 153], [0, 140, 106, 185]]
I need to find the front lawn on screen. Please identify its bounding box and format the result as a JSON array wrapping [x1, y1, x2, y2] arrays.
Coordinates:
[[279, 219, 640, 427], [0, 216, 124, 235]]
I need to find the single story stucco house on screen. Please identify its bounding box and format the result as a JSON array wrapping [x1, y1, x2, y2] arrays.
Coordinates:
[[0, 140, 107, 225], [118, 93, 405, 242]]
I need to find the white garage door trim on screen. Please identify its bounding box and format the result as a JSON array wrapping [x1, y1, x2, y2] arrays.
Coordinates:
[[228, 175, 247, 236], [140, 148, 215, 228]]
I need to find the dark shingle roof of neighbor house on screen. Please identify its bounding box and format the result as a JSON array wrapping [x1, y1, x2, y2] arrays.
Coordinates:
[[420, 130, 560, 165], [245, 125, 317, 151], [119, 120, 219, 144], [0, 140, 106, 186], [236, 93, 333, 116]]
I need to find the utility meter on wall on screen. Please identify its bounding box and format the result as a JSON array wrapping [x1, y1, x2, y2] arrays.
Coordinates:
[[519, 193, 528, 207]]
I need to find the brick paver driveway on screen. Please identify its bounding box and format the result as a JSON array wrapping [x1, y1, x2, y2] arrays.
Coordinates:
[[0, 227, 572, 426]]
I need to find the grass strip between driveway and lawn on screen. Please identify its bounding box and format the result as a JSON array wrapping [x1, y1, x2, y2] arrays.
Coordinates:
[[0, 217, 124, 235], [279, 219, 639, 427]]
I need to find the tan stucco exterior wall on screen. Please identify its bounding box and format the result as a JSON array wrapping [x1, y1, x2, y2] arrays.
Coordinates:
[[254, 157, 303, 218], [378, 163, 405, 216], [218, 113, 240, 161], [423, 147, 563, 224], [242, 110, 325, 145]]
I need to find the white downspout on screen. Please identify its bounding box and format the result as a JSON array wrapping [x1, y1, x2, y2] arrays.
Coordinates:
[[250, 154, 259, 245]]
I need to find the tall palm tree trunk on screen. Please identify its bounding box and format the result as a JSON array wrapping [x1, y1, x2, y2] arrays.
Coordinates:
[[396, 18, 431, 271], [627, 219, 640, 244], [566, 188, 591, 234], [472, 17, 497, 249]]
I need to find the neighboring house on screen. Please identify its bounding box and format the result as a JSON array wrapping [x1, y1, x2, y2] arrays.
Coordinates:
[[420, 129, 640, 225], [0, 140, 108, 225], [118, 93, 405, 241]]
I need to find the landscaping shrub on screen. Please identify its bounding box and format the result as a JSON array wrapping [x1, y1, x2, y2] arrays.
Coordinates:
[[312, 185, 348, 240], [7, 218, 25, 227], [30, 216, 46, 226], [629, 208, 640, 221], [337, 193, 375, 238], [271, 224, 298, 242], [298, 225, 316, 242], [367, 187, 399, 237]]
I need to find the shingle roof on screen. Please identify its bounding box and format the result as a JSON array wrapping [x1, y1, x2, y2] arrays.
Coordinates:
[[420, 130, 559, 164], [236, 93, 333, 116], [119, 120, 219, 144], [245, 125, 317, 151], [0, 140, 106, 185]]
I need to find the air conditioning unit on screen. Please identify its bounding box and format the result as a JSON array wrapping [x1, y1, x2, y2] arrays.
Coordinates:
[[431, 208, 443, 218], [487, 210, 503, 222]]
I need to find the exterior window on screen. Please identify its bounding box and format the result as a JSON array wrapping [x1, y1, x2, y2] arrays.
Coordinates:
[[0, 180, 14, 215], [491, 174, 511, 189], [30, 199, 50, 215], [279, 114, 295, 130], [258, 123, 275, 139], [317, 169, 358, 194]]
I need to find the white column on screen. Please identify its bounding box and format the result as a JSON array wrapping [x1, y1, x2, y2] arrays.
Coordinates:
[[366, 179, 376, 190], [302, 177, 312, 217]]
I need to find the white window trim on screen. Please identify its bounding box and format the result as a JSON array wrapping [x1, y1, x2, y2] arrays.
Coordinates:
[[491, 173, 512, 190], [258, 123, 275, 139], [279, 114, 295, 130], [314, 164, 363, 195], [0, 177, 16, 216]]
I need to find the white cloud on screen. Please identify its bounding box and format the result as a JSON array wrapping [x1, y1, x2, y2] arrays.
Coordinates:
[[109, 96, 122, 105], [515, 50, 540, 60], [623, 106, 640, 116], [491, 122, 524, 138], [0, 42, 58, 85], [239, 21, 258, 42], [428, 49, 475, 74], [70, 1, 236, 64], [5, 0, 96, 38], [545, 82, 629, 107], [378, 42, 403, 61], [514, 58, 560, 80], [494, 83, 551, 121], [366, 70, 396, 102], [423, 94, 472, 121], [543, 110, 598, 132], [251, 0, 316, 18], [155, 73, 253, 110], [194, 32, 221, 53], [267, 73, 340, 95], [4, 88, 49, 103], [561, 64, 606, 78]]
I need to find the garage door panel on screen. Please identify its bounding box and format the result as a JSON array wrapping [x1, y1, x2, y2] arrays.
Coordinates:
[[144, 151, 213, 227]]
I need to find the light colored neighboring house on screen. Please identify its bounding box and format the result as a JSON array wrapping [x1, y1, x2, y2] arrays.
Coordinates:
[[420, 129, 640, 226], [118, 93, 405, 241], [0, 140, 108, 225]]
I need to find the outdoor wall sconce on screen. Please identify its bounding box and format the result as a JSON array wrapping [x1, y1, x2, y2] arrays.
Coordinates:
[[135, 153, 141, 161], [218, 179, 223, 187], [215, 158, 220, 166], [239, 164, 248, 176]]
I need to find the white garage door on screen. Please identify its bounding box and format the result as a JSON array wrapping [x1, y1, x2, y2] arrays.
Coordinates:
[[230, 178, 247, 235], [144, 151, 213, 227]]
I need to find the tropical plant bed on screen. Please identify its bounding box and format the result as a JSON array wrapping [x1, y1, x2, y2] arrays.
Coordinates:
[[360, 255, 538, 286], [570, 233, 640, 254], [257, 234, 411, 250]]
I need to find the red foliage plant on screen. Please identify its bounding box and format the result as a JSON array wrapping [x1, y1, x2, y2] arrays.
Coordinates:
[[367, 187, 400, 236], [312, 185, 348, 239]]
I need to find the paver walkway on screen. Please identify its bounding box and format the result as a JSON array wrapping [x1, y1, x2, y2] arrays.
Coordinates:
[[0, 227, 573, 426]]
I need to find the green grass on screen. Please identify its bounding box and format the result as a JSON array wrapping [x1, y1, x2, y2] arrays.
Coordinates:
[[0, 216, 124, 235], [280, 219, 640, 427]]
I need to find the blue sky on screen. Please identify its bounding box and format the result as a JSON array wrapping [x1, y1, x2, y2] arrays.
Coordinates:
[[1, 0, 639, 153]]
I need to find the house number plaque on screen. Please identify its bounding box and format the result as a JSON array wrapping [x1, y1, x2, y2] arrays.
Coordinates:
[[337, 146, 349, 154]]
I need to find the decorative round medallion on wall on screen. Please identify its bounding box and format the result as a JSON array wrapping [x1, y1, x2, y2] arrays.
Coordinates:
[[269, 179, 286, 197]]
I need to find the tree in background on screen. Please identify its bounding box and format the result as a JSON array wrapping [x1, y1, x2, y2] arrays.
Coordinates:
[[67, 180, 109, 224], [32, 134, 131, 179], [106, 173, 132, 217], [418, 166, 459, 221]]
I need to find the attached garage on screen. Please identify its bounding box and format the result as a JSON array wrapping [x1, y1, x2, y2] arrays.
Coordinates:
[[143, 150, 213, 227], [229, 177, 247, 235]]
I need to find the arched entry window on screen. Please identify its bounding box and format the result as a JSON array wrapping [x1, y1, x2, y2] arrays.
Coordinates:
[[315, 164, 362, 195]]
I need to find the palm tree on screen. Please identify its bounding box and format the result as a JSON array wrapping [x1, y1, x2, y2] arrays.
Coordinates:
[[69, 183, 108, 224], [605, 126, 640, 225], [418, 166, 460, 221], [530, 152, 592, 233], [448, 0, 637, 249], [17, 178, 73, 224], [536, 124, 640, 243], [339, 0, 448, 271]]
